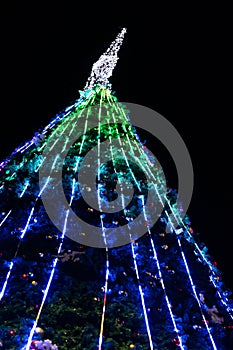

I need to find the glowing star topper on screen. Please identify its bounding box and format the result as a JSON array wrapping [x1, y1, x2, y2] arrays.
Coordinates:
[[84, 28, 127, 91]]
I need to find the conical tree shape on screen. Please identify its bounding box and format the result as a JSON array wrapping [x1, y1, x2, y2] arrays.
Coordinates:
[[0, 28, 233, 350]]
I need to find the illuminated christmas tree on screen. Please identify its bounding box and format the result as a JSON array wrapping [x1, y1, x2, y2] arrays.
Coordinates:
[[0, 27, 233, 350]]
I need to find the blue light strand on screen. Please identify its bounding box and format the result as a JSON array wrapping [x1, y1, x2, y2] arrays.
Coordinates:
[[97, 91, 111, 350], [0, 262, 14, 301], [107, 114, 154, 349], [0, 182, 29, 228], [165, 211, 218, 350], [129, 241, 154, 350], [0, 209, 12, 227], [19, 181, 30, 198], [140, 196, 185, 349], [20, 206, 35, 239], [0, 204, 35, 301]]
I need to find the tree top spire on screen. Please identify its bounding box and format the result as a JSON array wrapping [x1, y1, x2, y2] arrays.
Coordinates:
[[84, 28, 127, 91]]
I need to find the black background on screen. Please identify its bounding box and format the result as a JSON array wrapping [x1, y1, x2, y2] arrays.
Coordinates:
[[0, 5, 232, 290]]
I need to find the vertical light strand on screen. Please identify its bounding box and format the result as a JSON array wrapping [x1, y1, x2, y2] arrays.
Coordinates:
[[0, 158, 58, 300], [0, 204, 35, 301], [0, 181, 29, 228], [106, 112, 154, 349], [97, 89, 110, 350], [0, 262, 14, 300], [140, 196, 185, 349], [0, 210, 12, 227], [165, 211, 218, 350], [165, 202, 233, 320]]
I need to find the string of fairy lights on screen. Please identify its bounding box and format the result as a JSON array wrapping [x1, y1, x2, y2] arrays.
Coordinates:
[[105, 94, 154, 349], [107, 98, 173, 348], [96, 92, 110, 350]]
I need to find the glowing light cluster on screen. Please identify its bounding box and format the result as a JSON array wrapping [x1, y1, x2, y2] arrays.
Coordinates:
[[84, 28, 127, 91]]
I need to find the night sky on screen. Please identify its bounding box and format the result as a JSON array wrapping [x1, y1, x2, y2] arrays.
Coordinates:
[[0, 6, 232, 291]]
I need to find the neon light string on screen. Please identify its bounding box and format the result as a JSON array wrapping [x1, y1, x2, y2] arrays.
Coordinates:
[[97, 91, 111, 350], [10, 171, 16, 179], [97, 91, 103, 182], [35, 156, 46, 173], [0, 205, 35, 301], [130, 242, 154, 349], [106, 120, 154, 349], [20, 206, 35, 239], [165, 203, 233, 319], [97, 219, 109, 350], [140, 196, 185, 349], [108, 104, 154, 341], [0, 175, 40, 238], [0, 262, 14, 300], [19, 181, 30, 197], [21, 142, 35, 153], [37, 142, 46, 152], [165, 212, 218, 350], [0, 182, 30, 230], [0, 210, 12, 227], [79, 116, 89, 154], [123, 211, 154, 348], [25, 209, 70, 350]]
